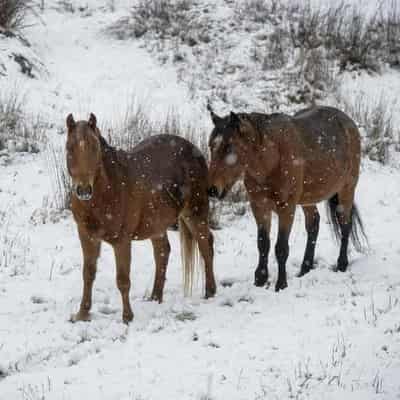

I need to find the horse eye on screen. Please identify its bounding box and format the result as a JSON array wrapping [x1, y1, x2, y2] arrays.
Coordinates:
[[226, 143, 234, 153]]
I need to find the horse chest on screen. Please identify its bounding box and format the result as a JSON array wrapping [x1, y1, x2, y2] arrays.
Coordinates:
[[75, 201, 124, 242]]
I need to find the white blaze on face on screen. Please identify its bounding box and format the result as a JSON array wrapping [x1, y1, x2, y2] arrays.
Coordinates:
[[79, 140, 86, 150], [225, 152, 238, 166], [212, 135, 223, 152], [293, 158, 304, 166]]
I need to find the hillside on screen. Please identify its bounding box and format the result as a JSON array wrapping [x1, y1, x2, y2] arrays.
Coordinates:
[[0, 1, 400, 399]]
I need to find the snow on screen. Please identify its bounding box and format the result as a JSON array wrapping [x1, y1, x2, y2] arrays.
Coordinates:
[[1, 1, 400, 399], [225, 153, 238, 166]]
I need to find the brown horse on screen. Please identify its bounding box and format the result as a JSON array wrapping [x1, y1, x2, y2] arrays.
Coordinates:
[[66, 113, 216, 323], [207, 105, 367, 292]]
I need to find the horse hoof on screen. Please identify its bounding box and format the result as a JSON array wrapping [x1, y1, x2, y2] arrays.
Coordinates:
[[297, 268, 310, 278], [205, 286, 216, 299], [254, 276, 269, 287], [70, 311, 91, 323], [150, 294, 163, 303], [335, 261, 348, 272], [254, 268, 269, 287], [122, 312, 134, 324], [275, 281, 288, 292]]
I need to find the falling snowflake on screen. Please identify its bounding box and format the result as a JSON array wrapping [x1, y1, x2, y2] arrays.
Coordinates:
[[225, 153, 238, 166]]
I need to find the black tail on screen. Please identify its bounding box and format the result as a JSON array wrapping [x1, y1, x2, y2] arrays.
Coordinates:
[[327, 194, 368, 253]]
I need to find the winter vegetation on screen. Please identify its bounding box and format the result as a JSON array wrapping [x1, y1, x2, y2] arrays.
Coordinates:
[[0, 0, 32, 33], [1, 0, 400, 399], [335, 90, 399, 164], [107, 0, 400, 164], [0, 88, 45, 162]]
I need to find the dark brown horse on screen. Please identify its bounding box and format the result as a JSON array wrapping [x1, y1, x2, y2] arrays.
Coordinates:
[[66, 113, 216, 323], [207, 105, 367, 292]]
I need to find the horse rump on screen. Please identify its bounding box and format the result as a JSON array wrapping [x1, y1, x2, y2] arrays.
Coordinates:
[[326, 194, 368, 253]]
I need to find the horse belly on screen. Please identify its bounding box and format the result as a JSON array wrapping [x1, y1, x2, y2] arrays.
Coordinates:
[[299, 159, 348, 205], [127, 195, 180, 240]]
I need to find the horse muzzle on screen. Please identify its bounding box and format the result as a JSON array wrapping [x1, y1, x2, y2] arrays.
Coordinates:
[[75, 184, 93, 201], [208, 186, 227, 200]]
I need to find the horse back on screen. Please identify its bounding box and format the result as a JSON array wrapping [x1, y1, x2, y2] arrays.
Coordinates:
[[292, 106, 360, 161], [127, 134, 208, 187]]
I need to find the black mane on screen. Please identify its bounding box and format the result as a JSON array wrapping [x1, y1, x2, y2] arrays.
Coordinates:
[[243, 112, 290, 136]]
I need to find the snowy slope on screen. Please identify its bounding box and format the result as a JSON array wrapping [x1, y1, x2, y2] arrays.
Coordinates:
[[4, 0, 205, 125], [1, 1, 400, 400]]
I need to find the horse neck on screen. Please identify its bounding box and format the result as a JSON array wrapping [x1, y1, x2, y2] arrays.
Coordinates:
[[93, 140, 120, 195]]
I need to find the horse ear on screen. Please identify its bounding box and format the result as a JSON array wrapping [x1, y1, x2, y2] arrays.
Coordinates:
[[88, 113, 97, 130], [230, 111, 240, 127], [66, 113, 76, 130], [207, 103, 222, 126]]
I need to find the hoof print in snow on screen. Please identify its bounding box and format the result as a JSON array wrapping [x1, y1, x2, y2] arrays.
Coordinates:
[[0, 366, 7, 380], [219, 298, 234, 307], [30, 295, 48, 304], [175, 311, 197, 322], [238, 295, 254, 304], [219, 278, 236, 288], [98, 305, 118, 315]]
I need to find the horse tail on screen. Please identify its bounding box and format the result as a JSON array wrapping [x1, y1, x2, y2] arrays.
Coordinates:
[[178, 217, 200, 296], [326, 194, 342, 243], [351, 203, 369, 252], [327, 194, 368, 252]]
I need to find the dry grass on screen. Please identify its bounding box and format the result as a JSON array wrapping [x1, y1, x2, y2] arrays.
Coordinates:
[[107, 0, 209, 46], [334, 91, 399, 164], [45, 142, 72, 211], [0, 0, 32, 32], [0, 88, 46, 153], [287, 1, 400, 72], [239, 0, 400, 104]]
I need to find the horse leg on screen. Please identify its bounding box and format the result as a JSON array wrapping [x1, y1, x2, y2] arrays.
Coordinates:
[[275, 205, 296, 291], [249, 199, 272, 287], [113, 240, 134, 323], [183, 214, 216, 298], [335, 188, 355, 272], [71, 228, 101, 322], [298, 205, 320, 277], [150, 233, 171, 303]]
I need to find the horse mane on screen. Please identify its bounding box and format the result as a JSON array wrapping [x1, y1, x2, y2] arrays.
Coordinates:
[[98, 134, 113, 152], [241, 112, 289, 142], [98, 134, 129, 170]]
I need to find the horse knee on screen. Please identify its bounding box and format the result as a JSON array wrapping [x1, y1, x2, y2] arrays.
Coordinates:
[[162, 240, 171, 261], [313, 212, 320, 230], [257, 226, 270, 256], [116, 275, 131, 292], [83, 264, 96, 282], [306, 212, 320, 234], [206, 231, 214, 256], [208, 230, 214, 246]]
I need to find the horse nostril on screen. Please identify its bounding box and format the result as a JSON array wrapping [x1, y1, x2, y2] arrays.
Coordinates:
[[76, 184, 93, 200], [208, 186, 219, 198]]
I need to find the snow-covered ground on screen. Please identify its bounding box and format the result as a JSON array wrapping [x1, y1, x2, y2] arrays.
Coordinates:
[[1, 1, 400, 399]]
